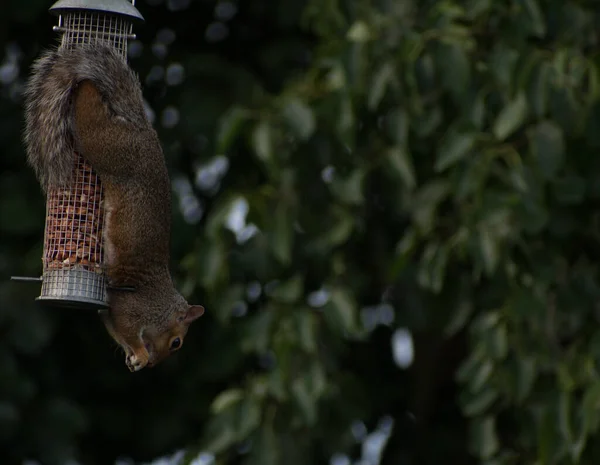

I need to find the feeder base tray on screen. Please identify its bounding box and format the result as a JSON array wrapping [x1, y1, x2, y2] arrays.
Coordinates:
[[38, 268, 108, 310]]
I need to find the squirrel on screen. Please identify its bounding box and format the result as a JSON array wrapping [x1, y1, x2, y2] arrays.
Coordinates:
[[23, 43, 204, 372]]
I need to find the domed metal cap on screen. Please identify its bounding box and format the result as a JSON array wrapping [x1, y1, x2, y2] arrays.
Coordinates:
[[49, 0, 144, 21]]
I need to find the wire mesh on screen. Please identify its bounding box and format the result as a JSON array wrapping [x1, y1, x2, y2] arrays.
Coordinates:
[[43, 154, 105, 270], [38, 8, 134, 308], [57, 11, 133, 56]]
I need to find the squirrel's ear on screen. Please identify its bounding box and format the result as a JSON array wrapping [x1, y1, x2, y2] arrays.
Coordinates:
[[184, 305, 205, 324]]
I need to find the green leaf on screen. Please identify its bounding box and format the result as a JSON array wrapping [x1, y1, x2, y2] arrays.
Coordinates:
[[323, 207, 354, 246], [417, 241, 449, 293], [294, 312, 318, 353], [291, 375, 317, 426], [516, 356, 537, 403], [487, 323, 508, 360], [212, 284, 246, 323], [586, 60, 600, 101], [217, 105, 250, 153], [411, 180, 451, 233], [432, 2, 466, 20], [326, 64, 346, 90], [469, 92, 486, 129], [197, 239, 225, 290], [465, 0, 492, 19], [269, 275, 303, 304], [240, 311, 273, 354], [413, 105, 443, 137], [395, 228, 418, 258], [267, 369, 287, 402], [282, 99, 315, 140], [530, 121, 564, 180], [492, 93, 528, 140], [490, 45, 519, 88], [445, 298, 474, 337], [236, 397, 262, 439], [469, 360, 494, 393], [557, 363, 576, 392], [386, 146, 416, 189], [584, 380, 600, 411], [384, 107, 409, 145], [435, 131, 476, 172], [205, 196, 237, 239], [336, 96, 355, 145], [472, 312, 501, 333], [347, 21, 371, 42], [368, 62, 395, 110], [530, 61, 550, 117], [479, 226, 499, 275], [537, 404, 557, 464], [581, 380, 600, 434], [308, 361, 327, 398], [437, 42, 471, 99], [252, 120, 274, 164], [559, 392, 574, 443], [247, 422, 279, 465], [330, 169, 365, 205], [211, 389, 244, 413], [201, 409, 237, 454], [550, 87, 582, 135], [520, 0, 546, 37], [325, 288, 359, 336], [470, 416, 500, 460], [456, 348, 485, 384], [399, 31, 423, 61], [272, 202, 293, 264], [202, 395, 261, 455], [462, 387, 499, 417]]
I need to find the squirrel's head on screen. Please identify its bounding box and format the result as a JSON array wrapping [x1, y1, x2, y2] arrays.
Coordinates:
[[142, 293, 204, 367], [143, 300, 205, 369], [101, 290, 204, 372]]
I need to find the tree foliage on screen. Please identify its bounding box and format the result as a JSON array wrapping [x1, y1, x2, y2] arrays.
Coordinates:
[[1, 0, 600, 464]]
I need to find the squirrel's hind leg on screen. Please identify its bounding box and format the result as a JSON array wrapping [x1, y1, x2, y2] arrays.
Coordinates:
[[72, 81, 145, 179]]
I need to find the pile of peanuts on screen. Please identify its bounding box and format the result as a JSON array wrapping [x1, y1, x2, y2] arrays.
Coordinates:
[[43, 155, 105, 273]]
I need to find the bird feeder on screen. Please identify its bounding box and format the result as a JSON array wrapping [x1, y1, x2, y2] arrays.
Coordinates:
[[12, 0, 143, 309]]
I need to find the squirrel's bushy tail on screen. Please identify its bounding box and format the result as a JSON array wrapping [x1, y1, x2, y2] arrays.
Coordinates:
[[23, 44, 149, 190]]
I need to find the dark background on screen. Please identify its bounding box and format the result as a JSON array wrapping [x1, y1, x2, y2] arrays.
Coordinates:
[[1, 0, 600, 464]]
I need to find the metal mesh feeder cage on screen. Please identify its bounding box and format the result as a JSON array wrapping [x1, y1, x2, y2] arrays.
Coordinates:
[[50, 0, 144, 54], [12, 0, 143, 309]]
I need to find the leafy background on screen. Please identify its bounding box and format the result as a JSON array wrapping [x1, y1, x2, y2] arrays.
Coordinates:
[[1, 0, 600, 464]]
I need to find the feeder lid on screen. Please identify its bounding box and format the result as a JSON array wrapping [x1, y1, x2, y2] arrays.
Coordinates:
[[49, 0, 144, 21]]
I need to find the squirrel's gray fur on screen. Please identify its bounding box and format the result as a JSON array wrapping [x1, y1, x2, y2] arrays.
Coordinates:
[[23, 44, 149, 190]]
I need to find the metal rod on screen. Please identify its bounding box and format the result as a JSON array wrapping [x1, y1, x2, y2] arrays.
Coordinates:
[[52, 25, 136, 39], [11, 276, 42, 282], [11, 276, 135, 292]]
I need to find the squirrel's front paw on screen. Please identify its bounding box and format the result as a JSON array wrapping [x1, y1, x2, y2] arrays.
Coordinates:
[[126, 352, 148, 372]]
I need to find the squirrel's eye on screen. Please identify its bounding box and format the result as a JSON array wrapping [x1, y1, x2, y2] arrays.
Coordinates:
[[170, 337, 181, 351]]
